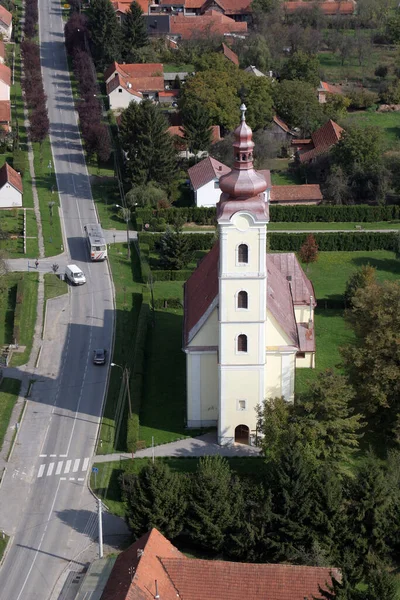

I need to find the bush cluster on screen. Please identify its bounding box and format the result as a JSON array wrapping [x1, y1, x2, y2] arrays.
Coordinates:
[[24, 0, 38, 38], [269, 232, 399, 252], [21, 39, 49, 144], [136, 207, 217, 230], [138, 232, 215, 252]]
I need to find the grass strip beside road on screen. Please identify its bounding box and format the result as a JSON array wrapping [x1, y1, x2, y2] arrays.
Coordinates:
[[92, 179, 127, 231], [10, 273, 39, 367], [0, 531, 8, 561], [44, 273, 68, 301], [0, 378, 21, 452]]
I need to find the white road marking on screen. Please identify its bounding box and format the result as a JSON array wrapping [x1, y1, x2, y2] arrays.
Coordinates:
[[60, 477, 66, 481], [82, 458, 89, 472], [50, 454, 57, 457], [39, 454, 47, 458], [77, 478, 84, 481], [47, 463, 54, 476], [69, 477, 75, 481], [64, 460, 72, 474], [37, 465, 45, 478], [56, 461, 63, 475], [59, 454, 67, 457], [73, 459, 80, 472]]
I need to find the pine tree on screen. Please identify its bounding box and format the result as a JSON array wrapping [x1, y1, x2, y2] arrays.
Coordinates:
[[299, 234, 318, 271], [365, 569, 398, 600], [299, 369, 363, 464], [121, 460, 187, 540], [87, 0, 121, 69], [186, 456, 236, 553], [156, 226, 192, 270], [121, 1, 148, 63], [120, 100, 177, 186], [182, 102, 213, 158]]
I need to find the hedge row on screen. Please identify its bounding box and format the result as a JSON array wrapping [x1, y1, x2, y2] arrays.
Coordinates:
[[153, 297, 183, 309], [138, 232, 216, 252], [13, 279, 25, 344], [136, 204, 400, 227], [269, 232, 399, 252], [126, 301, 150, 452]]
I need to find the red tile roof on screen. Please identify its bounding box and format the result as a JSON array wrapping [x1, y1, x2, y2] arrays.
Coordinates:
[[0, 63, 11, 87], [202, 0, 252, 14], [105, 62, 164, 95], [0, 163, 23, 194], [298, 119, 344, 162], [159, 89, 179, 97], [185, 0, 205, 6], [0, 100, 11, 123], [273, 115, 292, 134], [161, 557, 337, 599], [221, 42, 239, 65], [112, 0, 151, 13], [270, 184, 323, 204], [0, 40, 5, 61], [268, 252, 316, 306], [170, 10, 247, 39], [104, 62, 163, 83], [283, 0, 355, 15], [0, 5, 12, 27], [188, 156, 230, 190]]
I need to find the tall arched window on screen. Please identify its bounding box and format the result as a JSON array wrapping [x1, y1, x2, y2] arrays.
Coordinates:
[[238, 291, 248, 309], [238, 244, 248, 264], [237, 334, 247, 353]]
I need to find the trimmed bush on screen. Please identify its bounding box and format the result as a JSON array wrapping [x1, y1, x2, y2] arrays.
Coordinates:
[[269, 232, 398, 252], [13, 278, 25, 344], [138, 232, 216, 252], [153, 298, 183, 309]]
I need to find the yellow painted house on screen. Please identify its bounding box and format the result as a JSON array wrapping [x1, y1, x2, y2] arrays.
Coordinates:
[[183, 105, 316, 446]]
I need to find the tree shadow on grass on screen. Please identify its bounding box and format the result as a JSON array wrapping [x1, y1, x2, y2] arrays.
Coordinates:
[[351, 256, 400, 276]]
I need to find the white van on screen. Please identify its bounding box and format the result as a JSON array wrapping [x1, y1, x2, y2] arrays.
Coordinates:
[[65, 264, 86, 285]]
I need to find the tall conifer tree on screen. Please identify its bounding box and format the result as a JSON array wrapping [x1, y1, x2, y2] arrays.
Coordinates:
[[87, 0, 120, 68], [121, 1, 149, 62]]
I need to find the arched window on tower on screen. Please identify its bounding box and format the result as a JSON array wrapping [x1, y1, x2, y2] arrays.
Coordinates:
[[237, 334, 247, 353], [238, 244, 248, 264], [238, 291, 248, 309]]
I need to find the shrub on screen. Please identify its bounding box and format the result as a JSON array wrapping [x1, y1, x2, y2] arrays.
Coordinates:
[[269, 232, 398, 252], [347, 88, 379, 110]]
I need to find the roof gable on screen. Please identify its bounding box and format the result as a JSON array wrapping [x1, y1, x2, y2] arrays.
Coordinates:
[[221, 42, 239, 66], [299, 119, 344, 162], [0, 5, 12, 27], [188, 156, 230, 191], [270, 184, 322, 203], [170, 11, 247, 38], [0, 162, 23, 194], [0, 63, 11, 87]]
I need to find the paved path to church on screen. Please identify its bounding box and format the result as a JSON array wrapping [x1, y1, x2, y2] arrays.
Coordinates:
[[93, 432, 261, 464]]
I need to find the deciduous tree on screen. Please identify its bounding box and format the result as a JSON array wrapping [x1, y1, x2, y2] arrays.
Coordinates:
[[281, 50, 320, 87], [299, 234, 318, 269], [273, 80, 323, 135], [344, 264, 376, 307]]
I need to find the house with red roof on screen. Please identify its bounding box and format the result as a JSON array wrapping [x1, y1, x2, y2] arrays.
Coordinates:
[[184, 105, 316, 445], [188, 156, 231, 206], [112, 0, 151, 19], [0, 163, 23, 208], [283, 0, 356, 16], [200, 0, 252, 20], [0, 5, 12, 41], [293, 119, 344, 163], [317, 81, 344, 104], [169, 10, 247, 40], [104, 62, 165, 110], [100, 528, 339, 599], [0, 100, 11, 132], [221, 42, 239, 65], [0, 41, 5, 65], [169, 125, 221, 158], [270, 184, 322, 205], [0, 63, 11, 101]]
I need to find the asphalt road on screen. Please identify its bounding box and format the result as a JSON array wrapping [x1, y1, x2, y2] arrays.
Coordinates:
[[0, 2, 118, 598]]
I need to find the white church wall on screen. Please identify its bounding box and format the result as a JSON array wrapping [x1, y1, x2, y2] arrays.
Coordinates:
[[281, 352, 295, 401], [294, 306, 314, 323], [222, 279, 263, 322], [188, 307, 219, 347], [296, 352, 315, 369], [186, 352, 218, 427], [265, 354, 283, 398], [266, 311, 293, 347]]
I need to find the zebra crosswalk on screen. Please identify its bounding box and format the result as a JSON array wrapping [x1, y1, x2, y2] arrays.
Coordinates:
[[37, 457, 90, 479]]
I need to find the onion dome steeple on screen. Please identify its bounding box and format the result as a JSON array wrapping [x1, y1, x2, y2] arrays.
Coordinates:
[[219, 104, 268, 200]]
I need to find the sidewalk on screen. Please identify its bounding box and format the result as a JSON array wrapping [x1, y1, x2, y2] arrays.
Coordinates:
[[94, 432, 261, 463]]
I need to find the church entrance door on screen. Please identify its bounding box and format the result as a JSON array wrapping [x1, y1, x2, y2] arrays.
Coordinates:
[[235, 424, 250, 445]]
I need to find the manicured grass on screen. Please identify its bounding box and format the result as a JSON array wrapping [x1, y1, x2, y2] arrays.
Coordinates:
[[318, 45, 398, 86], [91, 456, 266, 517], [0, 531, 8, 561], [164, 63, 195, 73], [32, 140, 62, 257], [269, 221, 400, 231], [342, 110, 400, 152], [97, 243, 143, 454], [92, 179, 127, 231], [25, 209, 39, 258], [44, 273, 68, 301], [0, 378, 21, 451], [302, 250, 400, 301], [271, 170, 302, 185], [9, 273, 39, 367]]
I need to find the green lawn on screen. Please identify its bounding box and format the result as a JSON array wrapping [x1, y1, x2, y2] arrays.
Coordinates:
[[318, 45, 398, 86], [270, 170, 303, 185], [92, 179, 128, 231], [0, 378, 21, 451], [0, 531, 8, 561], [43, 273, 68, 302], [164, 63, 195, 73], [91, 456, 266, 517], [342, 111, 400, 152], [9, 273, 39, 367], [269, 221, 400, 231]]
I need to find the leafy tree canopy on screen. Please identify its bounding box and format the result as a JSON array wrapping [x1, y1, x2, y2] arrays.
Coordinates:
[[281, 50, 321, 87], [272, 79, 323, 134]]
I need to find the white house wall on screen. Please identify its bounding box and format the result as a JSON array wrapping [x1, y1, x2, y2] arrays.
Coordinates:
[[0, 23, 11, 41], [0, 185, 22, 208], [186, 351, 218, 427], [108, 88, 141, 110], [0, 81, 10, 101], [195, 179, 221, 208]]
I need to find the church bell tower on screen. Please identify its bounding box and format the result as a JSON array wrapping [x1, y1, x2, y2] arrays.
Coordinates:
[[216, 104, 269, 446]]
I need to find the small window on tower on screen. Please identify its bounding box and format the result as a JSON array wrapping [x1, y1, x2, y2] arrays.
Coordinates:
[[238, 244, 248, 264], [237, 334, 247, 353], [237, 400, 246, 411], [238, 291, 248, 309]]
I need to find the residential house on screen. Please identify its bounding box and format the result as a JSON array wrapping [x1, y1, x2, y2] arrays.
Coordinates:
[[0, 63, 11, 101], [170, 125, 221, 158], [104, 62, 164, 110], [317, 81, 344, 104], [221, 42, 239, 65], [0, 41, 5, 65], [283, 0, 356, 15], [270, 184, 323, 205], [0, 6, 12, 41], [269, 115, 295, 145], [112, 0, 150, 20], [200, 0, 252, 21], [244, 64, 267, 76], [184, 107, 317, 445], [293, 119, 344, 163], [0, 101, 11, 132], [169, 10, 247, 40], [100, 528, 340, 600], [0, 163, 23, 208], [188, 156, 231, 206], [159, 89, 179, 104], [163, 70, 189, 87]]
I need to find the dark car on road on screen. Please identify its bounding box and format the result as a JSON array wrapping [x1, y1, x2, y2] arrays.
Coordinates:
[[93, 349, 107, 365]]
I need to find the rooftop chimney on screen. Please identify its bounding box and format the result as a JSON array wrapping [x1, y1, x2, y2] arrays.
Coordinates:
[[137, 548, 144, 559], [155, 580, 160, 599]]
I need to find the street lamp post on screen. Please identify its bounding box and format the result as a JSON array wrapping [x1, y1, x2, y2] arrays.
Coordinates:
[[115, 204, 130, 259], [111, 362, 132, 418]]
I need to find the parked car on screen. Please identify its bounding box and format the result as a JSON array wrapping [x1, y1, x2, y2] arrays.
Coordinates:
[[93, 349, 107, 365], [65, 264, 86, 285]]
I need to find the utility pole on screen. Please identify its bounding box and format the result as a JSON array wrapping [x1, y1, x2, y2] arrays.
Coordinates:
[[98, 497, 103, 559]]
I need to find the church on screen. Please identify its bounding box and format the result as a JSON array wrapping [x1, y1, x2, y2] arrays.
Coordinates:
[[183, 105, 316, 446]]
